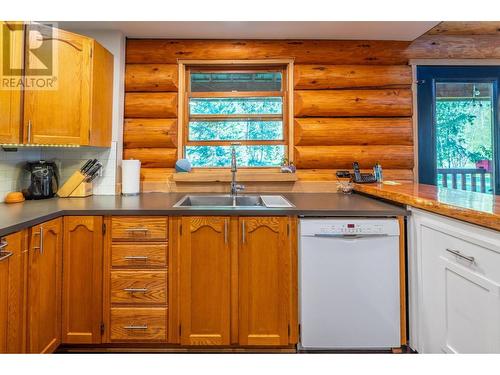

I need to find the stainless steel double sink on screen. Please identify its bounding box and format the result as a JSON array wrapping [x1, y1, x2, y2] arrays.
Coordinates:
[[173, 194, 294, 208]]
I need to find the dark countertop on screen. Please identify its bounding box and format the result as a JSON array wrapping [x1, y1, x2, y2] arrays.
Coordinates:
[[0, 192, 408, 237]]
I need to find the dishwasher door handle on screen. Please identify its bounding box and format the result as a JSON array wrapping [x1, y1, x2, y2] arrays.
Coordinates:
[[311, 233, 390, 239]]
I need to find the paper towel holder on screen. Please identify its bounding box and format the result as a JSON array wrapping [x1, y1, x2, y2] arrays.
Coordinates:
[[121, 159, 141, 196]]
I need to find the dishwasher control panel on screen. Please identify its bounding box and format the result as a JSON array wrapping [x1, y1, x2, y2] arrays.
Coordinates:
[[300, 218, 400, 236]]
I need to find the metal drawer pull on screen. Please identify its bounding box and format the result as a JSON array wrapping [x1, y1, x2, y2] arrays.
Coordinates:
[[124, 325, 148, 330], [0, 240, 8, 250], [126, 228, 149, 233], [446, 248, 475, 263], [0, 251, 13, 262], [124, 288, 148, 293], [124, 256, 149, 261]]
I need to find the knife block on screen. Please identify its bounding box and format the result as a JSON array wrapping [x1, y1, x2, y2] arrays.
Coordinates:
[[69, 182, 93, 197], [57, 171, 86, 197]]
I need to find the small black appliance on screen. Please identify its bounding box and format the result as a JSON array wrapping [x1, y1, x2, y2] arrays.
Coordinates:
[[21, 160, 59, 200]]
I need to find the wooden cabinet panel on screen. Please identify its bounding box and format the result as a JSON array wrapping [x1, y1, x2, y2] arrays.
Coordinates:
[[111, 217, 168, 242], [111, 242, 167, 268], [0, 240, 9, 352], [23, 24, 93, 145], [179, 217, 231, 345], [3, 231, 28, 353], [110, 307, 167, 342], [28, 218, 62, 353], [62, 217, 103, 344], [111, 271, 167, 305], [0, 22, 23, 144], [238, 217, 293, 346]]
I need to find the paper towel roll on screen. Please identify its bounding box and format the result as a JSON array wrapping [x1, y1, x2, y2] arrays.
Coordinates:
[[122, 159, 141, 195]]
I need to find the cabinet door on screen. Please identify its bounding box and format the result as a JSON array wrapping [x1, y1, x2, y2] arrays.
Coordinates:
[[4, 231, 28, 353], [23, 24, 92, 145], [0, 239, 10, 352], [420, 222, 500, 354], [62, 217, 103, 344], [238, 217, 293, 346], [28, 218, 62, 353], [179, 217, 231, 345], [0, 22, 23, 144]]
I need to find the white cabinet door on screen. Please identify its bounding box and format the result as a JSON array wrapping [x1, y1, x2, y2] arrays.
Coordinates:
[[410, 208, 500, 354]]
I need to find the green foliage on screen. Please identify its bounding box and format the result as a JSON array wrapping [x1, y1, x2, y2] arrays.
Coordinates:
[[187, 98, 285, 167], [436, 99, 493, 168]]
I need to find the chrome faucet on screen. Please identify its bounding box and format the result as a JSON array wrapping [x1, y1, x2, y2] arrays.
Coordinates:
[[230, 146, 245, 199]]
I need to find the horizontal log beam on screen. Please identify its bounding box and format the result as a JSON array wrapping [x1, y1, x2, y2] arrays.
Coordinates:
[[123, 119, 178, 148], [406, 35, 500, 59], [125, 64, 178, 92], [126, 39, 410, 65], [141, 167, 176, 182], [294, 145, 414, 169], [123, 148, 177, 168], [296, 168, 414, 181], [294, 118, 413, 146], [294, 89, 412, 117], [125, 92, 177, 118], [294, 65, 411, 89]]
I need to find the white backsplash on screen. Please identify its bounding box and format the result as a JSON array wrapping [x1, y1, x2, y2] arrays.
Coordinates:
[[0, 141, 118, 202]]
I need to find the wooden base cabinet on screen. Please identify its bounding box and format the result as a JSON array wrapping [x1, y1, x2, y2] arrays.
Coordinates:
[[27, 218, 63, 353], [238, 217, 296, 346], [1, 230, 28, 353], [62, 217, 103, 344], [174, 216, 298, 347], [409, 208, 500, 354], [179, 217, 231, 345]]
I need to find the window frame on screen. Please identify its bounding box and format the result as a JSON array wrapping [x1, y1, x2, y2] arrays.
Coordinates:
[[178, 60, 294, 169]]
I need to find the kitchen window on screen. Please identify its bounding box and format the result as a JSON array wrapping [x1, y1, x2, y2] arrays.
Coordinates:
[[181, 64, 290, 168]]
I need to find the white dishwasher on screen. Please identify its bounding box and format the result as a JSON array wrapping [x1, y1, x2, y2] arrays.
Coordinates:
[[299, 218, 401, 350]]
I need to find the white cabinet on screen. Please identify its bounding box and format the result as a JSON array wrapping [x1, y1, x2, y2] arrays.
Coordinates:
[[408, 208, 500, 353]]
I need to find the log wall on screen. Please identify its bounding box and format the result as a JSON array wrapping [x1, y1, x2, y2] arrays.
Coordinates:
[[124, 39, 415, 192]]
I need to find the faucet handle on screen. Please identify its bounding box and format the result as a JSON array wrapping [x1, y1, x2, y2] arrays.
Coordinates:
[[235, 184, 245, 192]]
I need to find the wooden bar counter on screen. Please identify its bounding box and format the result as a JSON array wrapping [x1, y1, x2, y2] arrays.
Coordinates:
[[354, 182, 500, 231]]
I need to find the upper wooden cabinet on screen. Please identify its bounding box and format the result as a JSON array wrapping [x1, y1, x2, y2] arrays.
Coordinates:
[[0, 22, 23, 144], [28, 218, 63, 354], [0, 23, 113, 146], [62, 217, 103, 344], [179, 216, 231, 345], [238, 217, 296, 346], [22, 23, 113, 146]]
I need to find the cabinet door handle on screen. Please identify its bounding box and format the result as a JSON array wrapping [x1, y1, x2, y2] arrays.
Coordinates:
[[125, 228, 149, 233], [124, 325, 148, 330], [446, 248, 475, 263], [124, 256, 149, 261], [0, 240, 8, 250], [39, 227, 44, 255], [0, 251, 13, 262], [241, 221, 246, 243], [224, 219, 228, 244], [27, 120, 32, 143], [123, 288, 148, 293]]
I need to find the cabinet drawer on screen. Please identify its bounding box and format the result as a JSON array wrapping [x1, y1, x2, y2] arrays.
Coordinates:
[[110, 307, 167, 342], [111, 271, 167, 305], [423, 226, 500, 284], [111, 243, 167, 268], [111, 217, 167, 242]]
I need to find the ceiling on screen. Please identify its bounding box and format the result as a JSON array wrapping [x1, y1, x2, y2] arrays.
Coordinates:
[[55, 21, 440, 41]]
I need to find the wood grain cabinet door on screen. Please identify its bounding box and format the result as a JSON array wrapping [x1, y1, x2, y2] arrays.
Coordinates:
[[238, 217, 294, 346], [179, 217, 231, 345], [62, 217, 103, 344], [28, 218, 62, 353], [23, 23, 93, 145], [3, 231, 28, 353], [0, 22, 23, 144]]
